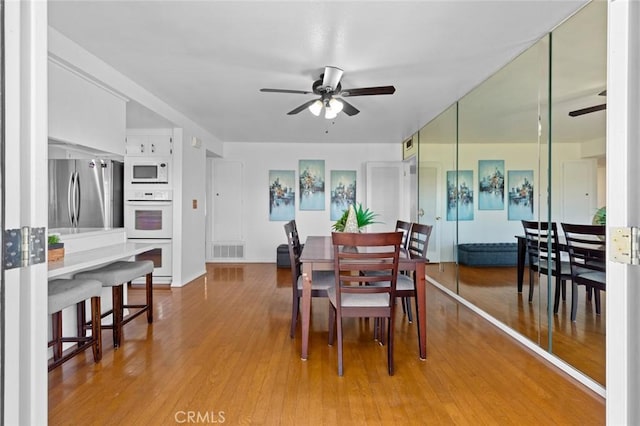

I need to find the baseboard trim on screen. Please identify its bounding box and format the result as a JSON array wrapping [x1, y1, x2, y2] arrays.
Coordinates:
[[426, 276, 606, 398]]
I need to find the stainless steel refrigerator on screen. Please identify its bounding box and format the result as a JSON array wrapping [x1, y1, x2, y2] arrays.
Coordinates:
[[48, 159, 124, 229]]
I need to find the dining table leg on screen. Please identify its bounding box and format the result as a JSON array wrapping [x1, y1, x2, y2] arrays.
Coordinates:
[[300, 266, 312, 360], [415, 262, 427, 360]]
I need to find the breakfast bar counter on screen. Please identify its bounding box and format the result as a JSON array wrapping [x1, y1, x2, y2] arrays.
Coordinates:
[[48, 241, 159, 278]]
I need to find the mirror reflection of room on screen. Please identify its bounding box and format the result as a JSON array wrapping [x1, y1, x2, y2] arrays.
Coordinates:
[[421, 1, 606, 387]]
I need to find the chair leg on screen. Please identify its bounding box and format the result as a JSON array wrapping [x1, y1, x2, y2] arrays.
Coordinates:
[[328, 304, 335, 345], [528, 269, 534, 302], [145, 273, 153, 323], [561, 280, 566, 301], [387, 314, 395, 376], [404, 297, 413, 323], [571, 282, 579, 322], [290, 294, 299, 338], [91, 296, 102, 363], [594, 289, 602, 315], [112, 285, 124, 348], [51, 311, 63, 361], [553, 276, 561, 314], [337, 315, 344, 376], [76, 300, 87, 339]]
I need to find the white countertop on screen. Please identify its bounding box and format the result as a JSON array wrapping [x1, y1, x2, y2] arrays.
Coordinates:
[[48, 241, 159, 279]]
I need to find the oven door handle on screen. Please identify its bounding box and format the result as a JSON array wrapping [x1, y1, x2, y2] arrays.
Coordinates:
[[125, 200, 173, 206]]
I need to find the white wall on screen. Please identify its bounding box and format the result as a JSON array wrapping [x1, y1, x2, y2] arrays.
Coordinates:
[[212, 142, 401, 262], [172, 128, 207, 286]]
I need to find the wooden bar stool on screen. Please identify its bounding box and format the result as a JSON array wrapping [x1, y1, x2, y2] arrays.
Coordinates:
[[74, 260, 154, 348], [48, 278, 103, 371]]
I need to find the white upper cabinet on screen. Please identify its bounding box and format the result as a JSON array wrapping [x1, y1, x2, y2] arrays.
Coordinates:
[[125, 134, 173, 156], [48, 60, 126, 156]]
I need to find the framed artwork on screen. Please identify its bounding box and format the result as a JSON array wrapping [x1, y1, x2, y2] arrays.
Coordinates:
[[507, 170, 534, 220], [478, 160, 505, 210], [446, 170, 474, 221], [330, 170, 356, 220], [269, 170, 295, 221], [299, 159, 325, 210]]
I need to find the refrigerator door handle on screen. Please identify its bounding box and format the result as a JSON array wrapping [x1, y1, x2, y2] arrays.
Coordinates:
[[67, 172, 75, 226], [75, 171, 81, 226]]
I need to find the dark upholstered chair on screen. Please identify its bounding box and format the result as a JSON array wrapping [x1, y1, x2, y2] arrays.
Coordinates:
[[561, 223, 606, 321], [75, 260, 154, 348], [521, 220, 571, 313], [328, 231, 403, 376], [284, 220, 334, 338], [48, 278, 103, 371]]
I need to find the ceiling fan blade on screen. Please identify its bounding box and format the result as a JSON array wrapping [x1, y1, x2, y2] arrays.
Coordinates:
[[599, 90, 607, 96], [260, 88, 313, 95], [340, 86, 396, 97], [568, 103, 606, 117], [322, 66, 343, 90], [336, 98, 360, 116], [287, 99, 319, 115]]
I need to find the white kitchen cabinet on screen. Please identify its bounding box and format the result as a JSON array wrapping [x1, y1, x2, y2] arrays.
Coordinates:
[[125, 134, 173, 156], [49, 60, 127, 156]]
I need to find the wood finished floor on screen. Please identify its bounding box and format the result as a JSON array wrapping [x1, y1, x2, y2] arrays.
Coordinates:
[[48, 263, 604, 425], [426, 263, 606, 386]]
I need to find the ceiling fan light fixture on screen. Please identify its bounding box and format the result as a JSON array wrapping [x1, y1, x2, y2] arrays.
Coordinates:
[[308, 99, 323, 116], [329, 98, 343, 114], [324, 107, 338, 119]]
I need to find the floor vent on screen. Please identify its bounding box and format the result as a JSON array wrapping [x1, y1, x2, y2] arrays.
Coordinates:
[[212, 243, 245, 259]]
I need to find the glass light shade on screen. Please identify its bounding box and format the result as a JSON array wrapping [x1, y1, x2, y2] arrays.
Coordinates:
[[324, 107, 338, 119], [329, 98, 344, 114], [308, 100, 322, 116]]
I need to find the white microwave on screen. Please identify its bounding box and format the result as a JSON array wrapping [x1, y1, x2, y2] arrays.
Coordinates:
[[128, 159, 169, 184]]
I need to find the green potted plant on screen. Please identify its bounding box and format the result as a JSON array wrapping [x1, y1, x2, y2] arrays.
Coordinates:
[[332, 203, 380, 232]]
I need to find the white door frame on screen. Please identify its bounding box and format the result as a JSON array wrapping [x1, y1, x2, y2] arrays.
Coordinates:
[[606, 1, 640, 424], [4, 1, 49, 423]]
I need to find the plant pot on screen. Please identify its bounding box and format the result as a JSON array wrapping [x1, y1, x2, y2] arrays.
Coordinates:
[[48, 243, 65, 263]]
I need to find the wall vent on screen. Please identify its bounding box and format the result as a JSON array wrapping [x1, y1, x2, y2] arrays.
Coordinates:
[[212, 243, 245, 259]]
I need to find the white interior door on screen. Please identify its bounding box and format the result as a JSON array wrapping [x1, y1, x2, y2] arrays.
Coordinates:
[[365, 161, 408, 232], [419, 162, 442, 262], [562, 159, 596, 224], [209, 159, 243, 259]]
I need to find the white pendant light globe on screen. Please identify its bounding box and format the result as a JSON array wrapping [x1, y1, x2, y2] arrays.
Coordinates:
[[308, 100, 323, 116], [324, 107, 338, 119], [329, 98, 344, 114]]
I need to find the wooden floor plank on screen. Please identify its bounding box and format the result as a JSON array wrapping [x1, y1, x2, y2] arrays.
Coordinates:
[[48, 263, 604, 425]]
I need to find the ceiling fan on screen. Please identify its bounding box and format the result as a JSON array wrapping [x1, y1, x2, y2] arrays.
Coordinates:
[[260, 66, 396, 119], [568, 90, 607, 117]]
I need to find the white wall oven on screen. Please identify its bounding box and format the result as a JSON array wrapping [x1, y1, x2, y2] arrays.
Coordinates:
[[125, 189, 173, 284], [132, 239, 172, 284], [125, 190, 172, 239]]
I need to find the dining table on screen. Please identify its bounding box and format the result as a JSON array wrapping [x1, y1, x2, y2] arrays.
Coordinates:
[[299, 235, 428, 360]]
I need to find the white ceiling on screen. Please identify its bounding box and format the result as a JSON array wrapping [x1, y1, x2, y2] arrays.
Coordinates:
[[48, 0, 592, 145]]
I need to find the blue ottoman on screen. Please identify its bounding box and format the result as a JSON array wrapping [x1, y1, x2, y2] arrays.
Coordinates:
[[457, 243, 521, 267]]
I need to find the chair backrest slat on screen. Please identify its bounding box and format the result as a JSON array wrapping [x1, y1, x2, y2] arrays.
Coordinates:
[[407, 222, 433, 260], [521, 220, 563, 270], [284, 220, 303, 285], [332, 231, 403, 300], [561, 223, 606, 275], [395, 220, 412, 248]]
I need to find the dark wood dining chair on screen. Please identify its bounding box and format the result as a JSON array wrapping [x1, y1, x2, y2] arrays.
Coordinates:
[[521, 220, 571, 313], [395, 220, 412, 248], [328, 231, 403, 376], [561, 223, 606, 321], [284, 220, 334, 338], [399, 223, 432, 322]]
